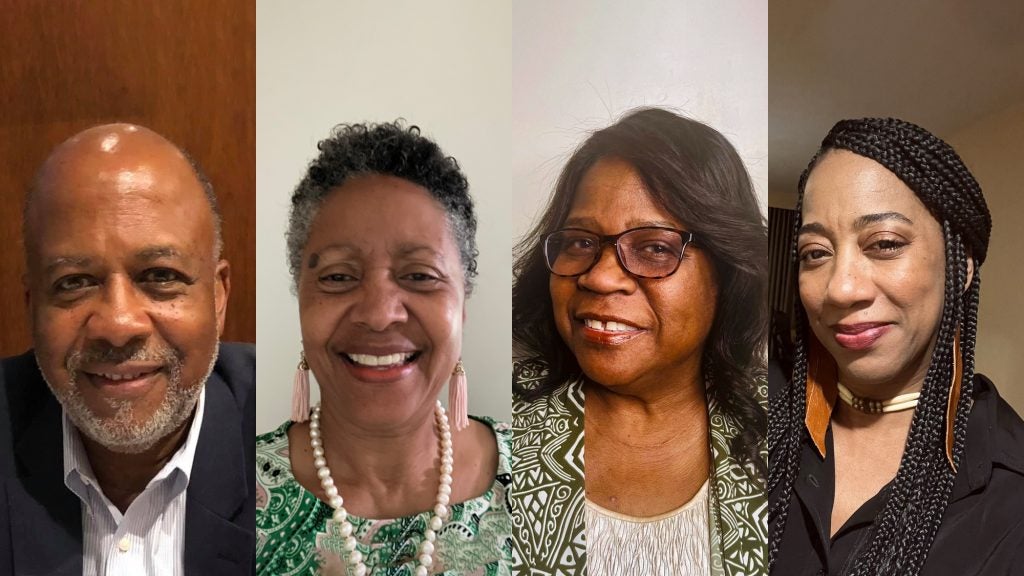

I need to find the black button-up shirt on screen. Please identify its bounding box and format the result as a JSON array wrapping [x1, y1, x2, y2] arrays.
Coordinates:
[[770, 368, 1024, 575]]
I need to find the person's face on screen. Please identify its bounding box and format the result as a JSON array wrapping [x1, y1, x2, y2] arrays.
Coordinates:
[[25, 126, 229, 453], [549, 157, 718, 392], [298, 175, 465, 430], [798, 150, 948, 392]]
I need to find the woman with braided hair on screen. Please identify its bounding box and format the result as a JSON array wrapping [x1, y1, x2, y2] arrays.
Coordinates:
[[769, 118, 1024, 575]]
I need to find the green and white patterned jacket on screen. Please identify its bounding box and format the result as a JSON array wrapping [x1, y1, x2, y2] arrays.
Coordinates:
[[510, 362, 767, 576]]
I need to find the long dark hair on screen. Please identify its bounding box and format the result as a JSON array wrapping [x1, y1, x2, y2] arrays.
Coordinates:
[[767, 118, 992, 575], [512, 107, 768, 478]]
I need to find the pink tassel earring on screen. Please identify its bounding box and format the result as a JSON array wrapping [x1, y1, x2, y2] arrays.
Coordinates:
[[449, 360, 469, 431], [292, 351, 311, 423]]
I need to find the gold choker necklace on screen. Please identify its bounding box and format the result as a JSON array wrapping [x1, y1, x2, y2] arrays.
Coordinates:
[[836, 382, 920, 414]]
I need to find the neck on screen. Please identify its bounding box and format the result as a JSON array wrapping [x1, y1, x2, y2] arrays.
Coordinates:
[[585, 365, 708, 448], [832, 394, 916, 434], [81, 409, 196, 513], [317, 401, 439, 490], [839, 338, 936, 401]]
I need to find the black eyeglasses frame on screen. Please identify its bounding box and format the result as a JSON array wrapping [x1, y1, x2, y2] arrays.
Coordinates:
[[542, 226, 697, 279]]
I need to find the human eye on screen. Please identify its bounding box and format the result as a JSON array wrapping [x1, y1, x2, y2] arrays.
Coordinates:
[[564, 234, 596, 254], [319, 272, 358, 285], [798, 245, 832, 266], [141, 268, 188, 285], [139, 268, 193, 297], [398, 267, 446, 290], [405, 272, 440, 282], [626, 230, 682, 260], [866, 237, 908, 258], [52, 274, 97, 296]]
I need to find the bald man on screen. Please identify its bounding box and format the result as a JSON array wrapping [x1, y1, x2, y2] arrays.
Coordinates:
[[0, 124, 255, 575]]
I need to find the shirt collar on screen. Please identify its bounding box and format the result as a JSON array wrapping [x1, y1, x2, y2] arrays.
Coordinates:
[[63, 386, 207, 498]]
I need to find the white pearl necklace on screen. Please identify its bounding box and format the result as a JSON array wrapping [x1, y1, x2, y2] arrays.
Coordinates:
[[309, 402, 454, 576]]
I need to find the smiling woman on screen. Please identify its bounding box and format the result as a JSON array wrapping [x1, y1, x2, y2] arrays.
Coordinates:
[[769, 118, 1024, 576], [255, 121, 512, 576], [511, 108, 768, 576]]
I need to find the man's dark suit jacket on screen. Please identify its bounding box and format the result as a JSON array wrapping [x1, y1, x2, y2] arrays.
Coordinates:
[[0, 342, 256, 575]]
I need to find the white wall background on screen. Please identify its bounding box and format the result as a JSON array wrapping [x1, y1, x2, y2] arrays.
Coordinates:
[[256, 0, 514, 433], [509, 1, 769, 239], [256, 0, 768, 434]]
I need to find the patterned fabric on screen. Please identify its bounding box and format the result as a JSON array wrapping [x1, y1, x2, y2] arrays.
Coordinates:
[[511, 363, 767, 576], [706, 378, 768, 576], [256, 416, 513, 575], [584, 480, 710, 575], [510, 364, 586, 576]]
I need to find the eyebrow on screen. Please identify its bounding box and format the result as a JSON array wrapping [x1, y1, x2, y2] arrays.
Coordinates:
[[136, 245, 185, 262], [798, 212, 914, 236], [563, 216, 681, 230], [394, 243, 442, 259], [854, 211, 913, 229], [310, 242, 442, 262], [44, 256, 91, 275], [42, 246, 186, 275]]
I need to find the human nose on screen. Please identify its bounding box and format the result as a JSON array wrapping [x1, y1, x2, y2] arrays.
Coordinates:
[[84, 276, 153, 347], [822, 250, 875, 309], [348, 274, 408, 331], [577, 244, 635, 294]]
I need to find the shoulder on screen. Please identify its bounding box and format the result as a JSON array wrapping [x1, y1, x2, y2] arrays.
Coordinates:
[[973, 374, 1024, 473], [470, 415, 512, 474], [0, 351, 47, 410], [513, 375, 583, 431], [256, 422, 296, 503], [0, 351, 54, 470], [213, 342, 255, 391], [208, 342, 255, 416]]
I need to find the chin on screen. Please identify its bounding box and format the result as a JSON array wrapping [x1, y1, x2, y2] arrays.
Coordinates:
[[577, 360, 638, 389], [836, 356, 903, 388]]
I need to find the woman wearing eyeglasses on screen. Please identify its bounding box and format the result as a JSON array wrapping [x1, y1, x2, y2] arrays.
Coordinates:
[[510, 108, 768, 576]]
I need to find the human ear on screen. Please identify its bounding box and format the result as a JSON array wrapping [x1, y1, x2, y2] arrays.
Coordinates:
[[963, 250, 975, 294]]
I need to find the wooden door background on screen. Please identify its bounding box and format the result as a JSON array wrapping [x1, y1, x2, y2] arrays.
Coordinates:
[[0, 1, 255, 356]]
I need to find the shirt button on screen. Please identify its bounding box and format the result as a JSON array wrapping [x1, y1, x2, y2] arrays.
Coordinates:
[[117, 537, 130, 552]]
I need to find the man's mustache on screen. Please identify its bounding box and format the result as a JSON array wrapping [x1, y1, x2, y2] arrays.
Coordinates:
[[65, 341, 181, 372]]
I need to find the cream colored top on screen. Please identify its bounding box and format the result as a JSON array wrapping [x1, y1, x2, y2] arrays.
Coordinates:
[[584, 479, 710, 576]]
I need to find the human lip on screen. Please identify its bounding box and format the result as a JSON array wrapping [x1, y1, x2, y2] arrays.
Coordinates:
[[339, 348, 420, 383], [81, 364, 164, 397], [575, 314, 646, 345], [831, 322, 892, 350], [341, 351, 419, 368]]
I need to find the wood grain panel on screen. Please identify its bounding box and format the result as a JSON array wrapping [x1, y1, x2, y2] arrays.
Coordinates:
[[0, 0, 255, 355]]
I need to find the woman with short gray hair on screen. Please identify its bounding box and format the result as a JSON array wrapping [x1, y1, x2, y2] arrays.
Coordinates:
[[256, 121, 511, 576]]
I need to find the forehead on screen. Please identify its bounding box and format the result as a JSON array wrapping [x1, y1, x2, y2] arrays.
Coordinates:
[[307, 174, 457, 255], [802, 150, 933, 225], [27, 153, 213, 260], [567, 158, 682, 230]]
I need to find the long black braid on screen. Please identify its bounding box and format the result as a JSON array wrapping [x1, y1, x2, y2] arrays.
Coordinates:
[[768, 118, 992, 575]]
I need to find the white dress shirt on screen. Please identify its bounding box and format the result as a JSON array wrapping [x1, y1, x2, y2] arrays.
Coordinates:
[[63, 388, 206, 576]]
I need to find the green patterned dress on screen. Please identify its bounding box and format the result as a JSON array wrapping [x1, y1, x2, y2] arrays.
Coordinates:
[[256, 416, 513, 575], [510, 362, 768, 576]]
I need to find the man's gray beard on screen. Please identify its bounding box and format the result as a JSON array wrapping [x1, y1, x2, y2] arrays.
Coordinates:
[[39, 341, 220, 454]]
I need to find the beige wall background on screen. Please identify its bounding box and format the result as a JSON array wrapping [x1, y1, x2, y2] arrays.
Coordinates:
[[948, 102, 1024, 411]]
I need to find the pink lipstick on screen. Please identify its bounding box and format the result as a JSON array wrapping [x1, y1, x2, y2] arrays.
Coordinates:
[[833, 323, 891, 350]]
